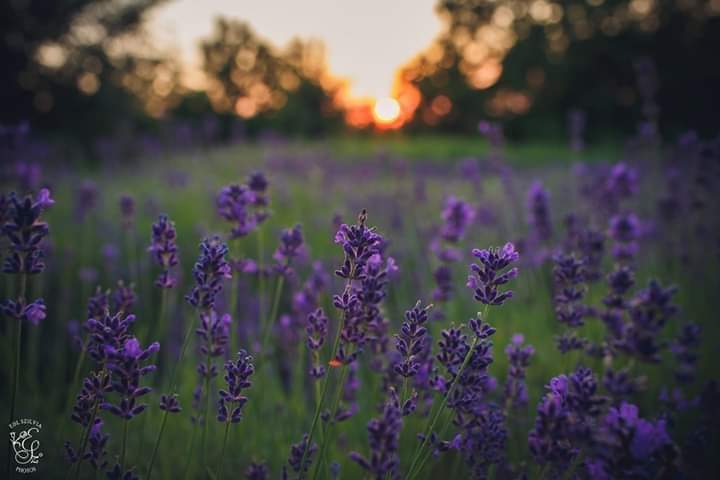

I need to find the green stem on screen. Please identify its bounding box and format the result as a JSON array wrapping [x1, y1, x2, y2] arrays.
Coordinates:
[[7, 273, 26, 476], [70, 396, 101, 480], [182, 425, 198, 480], [217, 422, 231, 479], [312, 362, 350, 480], [120, 418, 129, 471], [257, 228, 266, 339], [261, 274, 285, 353], [229, 239, 240, 354], [145, 409, 168, 480], [407, 334, 481, 480]]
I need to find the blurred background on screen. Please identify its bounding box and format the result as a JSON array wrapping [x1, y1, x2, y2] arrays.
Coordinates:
[[2, 0, 719, 162]]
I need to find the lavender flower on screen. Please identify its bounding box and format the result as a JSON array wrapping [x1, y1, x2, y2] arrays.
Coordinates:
[[552, 253, 587, 328], [85, 311, 137, 365], [609, 212, 640, 262], [112, 280, 136, 315], [217, 182, 268, 238], [431, 196, 474, 302], [0, 297, 46, 325], [218, 350, 255, 423], [439, 196, 475, 243], [348, 392, 403, 479], [587, 402, 676, 479], [671, 322, 700, 384], [527, 180, 552, 243], [74, 180, 98, 222], [185, 236, 231, 309], [306, 308, 328, 379], [274, 224, 306, 274], [285, 433, 318, 479], [394, 301, 432, 378], [334, 209, 383, 280], [528, 367, 606, 471], [2, 188, 54, 274], [196, 310, 231, 379], [101, 337, 159, 419], [467, 243, 519, 306], [504, 334, 534, 408], [70, 371, 111, 427], [65, 417, 109, 471], [148, 214, 179, 288], [245, 462, 269, 480], [119, 194, 135, 228]]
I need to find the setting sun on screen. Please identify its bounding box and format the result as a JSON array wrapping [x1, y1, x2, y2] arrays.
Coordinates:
[[372, 97, 401, 125]]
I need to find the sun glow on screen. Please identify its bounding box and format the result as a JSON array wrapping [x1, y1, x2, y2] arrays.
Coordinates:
[[372, 97, 401, 125]]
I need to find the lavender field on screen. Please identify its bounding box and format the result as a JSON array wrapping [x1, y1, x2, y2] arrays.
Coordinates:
[[1, 124, 719, 480]]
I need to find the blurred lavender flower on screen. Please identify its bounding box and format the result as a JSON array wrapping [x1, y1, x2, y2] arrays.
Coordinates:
[[504, 334, 534, 408], [609, 212, 640, 262], [196, 311, 231, 379], [0, 297, 46, 325], [306, 308, 328, 379], [245, 462, 269, 480], [285, 433, 317, 479], [112, 280, 136, 315], [527, 180, 552, 243], [467, 243, 519, 306], [671, 322, 700, 384], [552, 253, 588, 328], [528, 367, 606, 472], [119, 194, 135, 228], [587, 402, 676, 479], [348, 392, 403, 479], [274, 224, 306, 275], [619, 280, 678, 362], [568, 109, 586, 152], [185, 236, 231, 309], [217, 181, 269, 238], [74, 180, 98, 222], [148, 214, 179, 288], [218, 350, 255, 423], [101, 337, 159, 419], [431, 196, 473, 302]]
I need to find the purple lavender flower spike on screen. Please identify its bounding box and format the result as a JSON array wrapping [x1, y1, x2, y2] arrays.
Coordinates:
[[504, 334, 534, 408], [274, 224, 306, 275], [74, 180, 98, 222], [334, 209, 383, 280], [552, 253, 588, 328], [348, 392, 403, 479], [119, 194, 135, 228], [218, 349, 255, 423], [608, 212, 640, 262], [306, 308, 329, 379], [467, 242, 519, 306], [85, 310, 137, 365], [671, 322, 700, 384], [100, 337, 159, 419], [148, 214, 179, 288], [2, 189, 54, 274], [245, 462, 269, 480], [587, 402, 677, 478], [394, 300, 432, 378], [0, 297, 46, 325], [285, 433, 318, 479], [196, 310, 231, 378], [185, 236, 231, 309], [439, 196, 475, 243], [217, 179, 269, 238], [527, 180, 552, 243], [112, 280, 136, 315]]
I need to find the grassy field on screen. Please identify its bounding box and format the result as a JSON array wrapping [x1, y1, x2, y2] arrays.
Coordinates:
[[1, 136, 718, 479]]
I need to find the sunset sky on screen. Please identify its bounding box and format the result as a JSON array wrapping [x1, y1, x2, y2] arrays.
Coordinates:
[[149, 0, 443, 101]]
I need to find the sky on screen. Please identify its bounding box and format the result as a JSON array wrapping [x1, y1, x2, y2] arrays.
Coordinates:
[[148, 0, 443, 100]]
